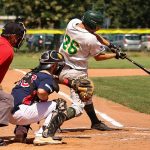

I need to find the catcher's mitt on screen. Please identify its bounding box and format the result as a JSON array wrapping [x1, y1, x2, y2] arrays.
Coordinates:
[[70, 78, 94, 102]]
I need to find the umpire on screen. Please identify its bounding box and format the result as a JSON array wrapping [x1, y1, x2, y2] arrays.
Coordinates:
[[0, 21, 26, 146]]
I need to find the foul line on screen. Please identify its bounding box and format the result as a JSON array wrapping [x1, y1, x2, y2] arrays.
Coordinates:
[[14, 69, 27, 74], [14, 69, 123, 128], [58, 91, 123, 128]]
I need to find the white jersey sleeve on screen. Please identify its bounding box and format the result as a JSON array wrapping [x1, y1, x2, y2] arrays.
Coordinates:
[[59, 18, 106, 70]]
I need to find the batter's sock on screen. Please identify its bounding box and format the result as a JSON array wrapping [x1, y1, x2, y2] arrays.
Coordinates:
[[84, 103, 100, 125]]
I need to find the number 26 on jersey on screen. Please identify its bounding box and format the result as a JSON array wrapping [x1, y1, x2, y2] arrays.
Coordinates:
[[63, 34, 79, 55]]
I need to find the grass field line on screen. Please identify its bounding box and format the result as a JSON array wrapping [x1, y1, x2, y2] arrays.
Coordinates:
[[14, 69, 123, 128]]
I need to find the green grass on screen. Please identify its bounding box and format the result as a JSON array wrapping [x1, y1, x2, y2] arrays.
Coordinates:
[[92, 76, 150, 114], [10, 52, 41, 69], [10, 52, 150, 114], [88, 52, 150, 69], [11, 51, 150, 69]]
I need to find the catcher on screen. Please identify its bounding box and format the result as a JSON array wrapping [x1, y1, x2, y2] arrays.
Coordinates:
[[9, 50, 93, 145], [59, 10, 126, 130], [9, 50, 67, 145]]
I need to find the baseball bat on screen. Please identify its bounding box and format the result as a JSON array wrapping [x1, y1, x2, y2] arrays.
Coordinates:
[[94, 34, 150, 75], [125, 56, 150, 75]]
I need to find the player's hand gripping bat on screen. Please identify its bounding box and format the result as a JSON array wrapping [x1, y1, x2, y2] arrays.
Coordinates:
[[94, 33, 150, 75]]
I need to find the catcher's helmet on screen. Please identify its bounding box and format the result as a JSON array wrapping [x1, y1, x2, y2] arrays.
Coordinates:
[[39, 50, 65, 75], [1, 21, 26, 48], [82, 10, 103, 30]]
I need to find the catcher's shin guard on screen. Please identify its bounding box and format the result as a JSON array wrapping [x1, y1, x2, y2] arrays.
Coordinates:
[[42, 112, 67, 138], [42, 98, 67, 138]]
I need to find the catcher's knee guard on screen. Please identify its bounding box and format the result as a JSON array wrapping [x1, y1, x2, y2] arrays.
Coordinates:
[[66, 107, 76, 120], [53, 98, 67, 112], [42, 98, 67, 138]]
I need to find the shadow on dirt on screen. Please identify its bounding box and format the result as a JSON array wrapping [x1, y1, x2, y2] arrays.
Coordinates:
[[60, 127, 123, 133], [0, 136, 34, 145], [60, 127, 91, 133]]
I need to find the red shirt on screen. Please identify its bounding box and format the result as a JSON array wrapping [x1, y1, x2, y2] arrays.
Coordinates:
[[0, 36, 14, 83]]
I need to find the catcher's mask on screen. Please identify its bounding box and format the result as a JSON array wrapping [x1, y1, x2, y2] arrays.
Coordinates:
[[39, 50, 65, 76], [82, 10, 103, 30], [1, 21, 26, 48]]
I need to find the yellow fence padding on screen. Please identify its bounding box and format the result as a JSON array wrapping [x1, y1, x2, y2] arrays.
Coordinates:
[[96, 29, 150, 34], [0, 29, 150, 34], [26, 29, 65, 34]]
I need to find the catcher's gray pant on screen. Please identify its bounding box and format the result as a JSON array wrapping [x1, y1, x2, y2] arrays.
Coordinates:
[[0, 89, 14, 126], [59, 65, 92, 116]]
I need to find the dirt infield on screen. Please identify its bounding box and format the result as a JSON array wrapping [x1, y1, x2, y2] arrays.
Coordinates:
[[88, 69, 149, 77], [0, 69, 150, 150]]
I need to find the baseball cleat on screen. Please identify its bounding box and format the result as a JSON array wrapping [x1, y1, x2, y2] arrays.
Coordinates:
[[33, 136, 63, 146], [91, 122, 113, 131], [0, 138, 6, 146], [13, 125, 29, 143], [14, 134, 27, 143]]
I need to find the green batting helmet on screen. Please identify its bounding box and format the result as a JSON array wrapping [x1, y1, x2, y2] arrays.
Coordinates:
[[82, 10, 104, 30]]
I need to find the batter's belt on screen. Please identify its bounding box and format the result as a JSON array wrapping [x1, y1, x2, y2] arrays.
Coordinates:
[[66, 65, 87, 71]]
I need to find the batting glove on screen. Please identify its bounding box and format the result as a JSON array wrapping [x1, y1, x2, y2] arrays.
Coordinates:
[[115, 51, 127, 59], [108, 43, 120, 53]]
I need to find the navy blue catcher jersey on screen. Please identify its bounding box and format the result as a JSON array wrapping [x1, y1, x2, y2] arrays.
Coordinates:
[[11, 71, 59, 107]]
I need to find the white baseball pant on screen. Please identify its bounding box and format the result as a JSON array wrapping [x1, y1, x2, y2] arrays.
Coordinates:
[[59, 65, 92, 116], [9, 101, 57, 135]]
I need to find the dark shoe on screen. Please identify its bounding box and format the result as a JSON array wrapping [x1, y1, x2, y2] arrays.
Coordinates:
[[0, 138, 6, 146], [14, 134, 27, 143], [91, 121, 113, 131], [14, 125, 28, 143]]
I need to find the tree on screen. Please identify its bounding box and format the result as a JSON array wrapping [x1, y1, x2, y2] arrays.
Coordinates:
[[104, 0, 150, 28], [1, 0, 149, 29], [2, 0, 94, 49]]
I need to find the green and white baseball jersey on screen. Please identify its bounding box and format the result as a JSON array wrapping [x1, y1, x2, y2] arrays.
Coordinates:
[[59, 18, 105, 70]]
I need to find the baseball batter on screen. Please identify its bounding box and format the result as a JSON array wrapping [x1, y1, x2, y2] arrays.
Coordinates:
[[59, 10, 126, 130]]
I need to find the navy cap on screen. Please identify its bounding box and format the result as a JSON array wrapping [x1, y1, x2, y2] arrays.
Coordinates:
[[1, 22, 26, 36]]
